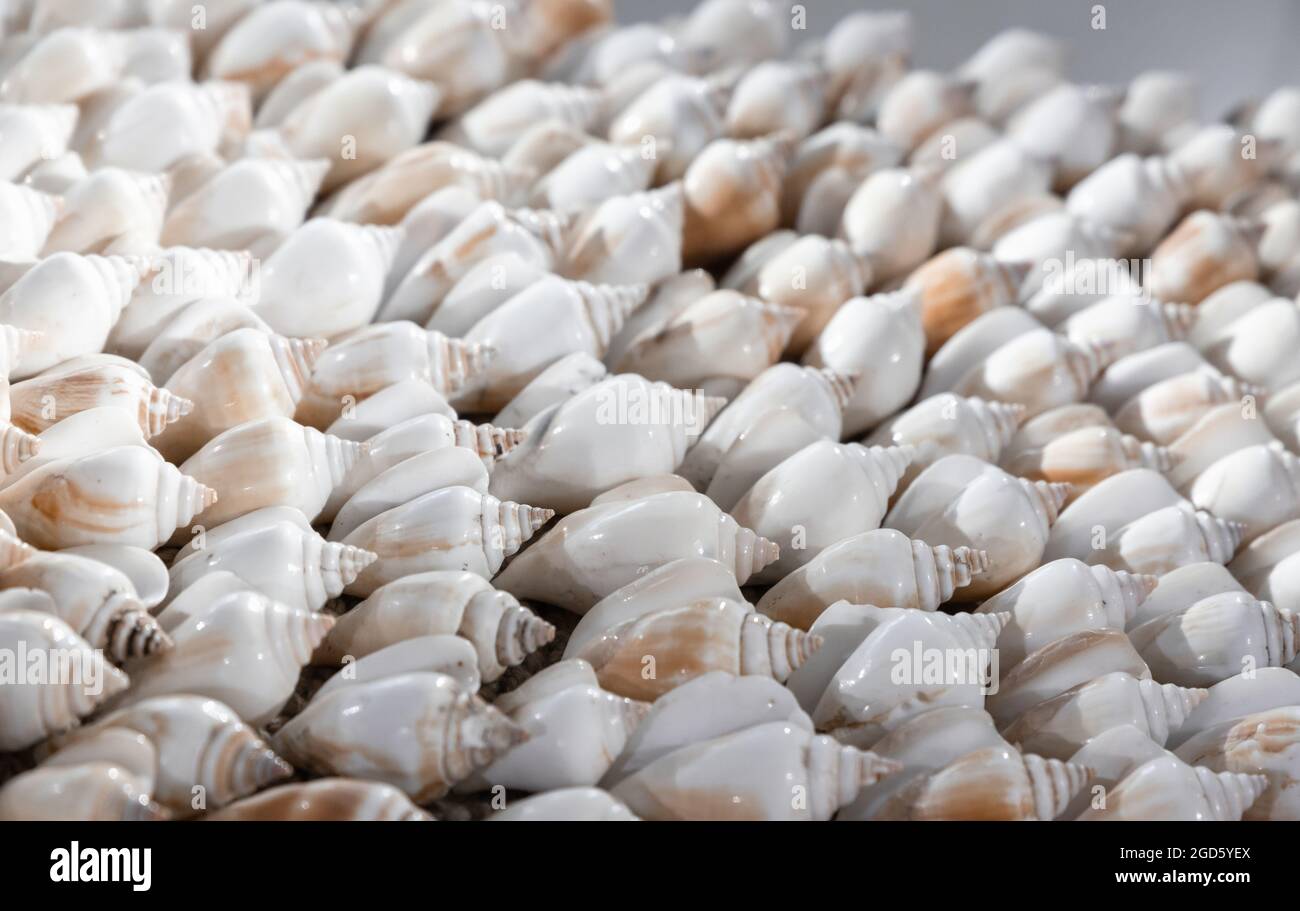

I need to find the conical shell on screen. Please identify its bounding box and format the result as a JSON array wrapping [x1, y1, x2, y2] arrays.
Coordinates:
[[531, 141, 657, 212], [1146, 211, 1262, 305], [315, 635, 484, 698], [0, 181, 61, 259], [314, 571, 555, 683], [875, 69, 975, 151], [725, 59, 826, 141], [1170, 123, 1279, 211], [1114, 368, 1260, 446], [952, 328, 1116, 419], [208, 778, 432, 821], [682, 134, 790, 266], [839, 165, 943, 283], [1173, 705, 1300, 820], [9, 361, 191, 438], [271, 672, 527, 802], [442, 80, 602, 157], [607, 73, 727, 183], [867, 393, 1025, 491], [782, 122, 904, 226], [0, 103, 79, 181], [0, 762, 164, 822], [0, 422, 40, 476], [1066, 153, 1192, 255], [1006, 83, 1122, 190], [0, 610, 130, 751], [1093, 504, 1245, 577], [487, 787, 638, 822], [563, 184, 687, 288], [92, 79, 252, 173], [1001, 422, 1176, 493], [1078, 754, 1267, 821], [494, 351, 609, 430], [938, 139, 1054, 248], [0, 27, 128, 104], [203, 0, 357, 100], [137, 298, 274, 386], [752, 235, 875, 355], [1186, 443, 1300, 544], [117, 589, 333, 727]]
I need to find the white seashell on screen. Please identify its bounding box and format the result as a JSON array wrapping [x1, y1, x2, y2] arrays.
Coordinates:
[[606, 74, 727, 182], [872, 745, 1089, 820], [155, 328, 326, 463], [453, 278, 647, 413], [494, 489, 779, 613], [1043, 467, 1186, 564], [682, 133, 791, 266], [274, 65, 440, 192], [382, 201, 569, 325], [0, 102, 77, 182], [866, 393, 1025, 492], [782, 122, 903, 227], [732, 441, 914, 583], [1066, 153, 1192, 256], [875, 69, 974, 152], [160, 157, 329, 255], [58, 543, 167, 611], [918, 307, 1043, 400], [120, 26, 193, 85], [600, 671, 810, 786], [609, 288, 800, 391], [951, 327, 1114, 419], [605, 271, 713, 376], [471, 681, 648, 792], [1172, 667, 1300, 748], [422, 251, 549, 340], [386, 185, 487, 301], [1090, 503, 1244, 577], [0, 610, 130, 751], [501, 118, 594, 180], [494, 352, 608, 430], [567, 22, 694, 87], [1165, 402, 1278, 490], [203, 0, 358, 100], [758, 529, 989, 631], [958, 28, 1067, 118], [487, 375, 723, 515], [488, 787, 638, 821], [271, 672, 526, 801], [676, 0, 787, 72], [1130, 562, 1245, 633], [1201, 296, 1300, 389], [1001, 415, 1176, 494], [0, 252, 144, 378], [0, 27, 127, 103], [1063, 724, 1171, 818], [443, 80, 601, 158], [1128, 592, 1297, 687], [820, 10, 910, 122], [208, 778, 432, 821], [908, 116, 1000, 175], [314, 570, 555, 683], [1170, 123, 1279, 211], [905, 247, 1031, 356], [1078, 754, 1267, 821], [9, 360, 190, 438], [1022, 253, 1146, 326], [563, 183, 685, 288], [531, 142, 656, 214], [49, 694, 291, 815], [323, 142, 531, 227], [331, 446, 490, 543], [0, 550, 169, 661], [1088, 340, 1208, 411], [0, 444, 214, 549], [253, 58, 343, 128], [725, 59, 825, 140], [341, 486, 553, 595], [38, 727, 158, 797], [801, 289, 925, 436], [749, 234, 874, 355], [177, 416, 366, 527], [1, 407, 147, 489], [976, 559, 1156, 668], [563, 557, 744, 661], [1118, 71, 1199, 154], [1185, 443, 1300, 543], [885, 454, 1069, 599], [0, 180, 60, 259], [939, 139, 1054, 248], [315, 635, 483, 698], [1004, 672, 1207, 759], [1113, 367, 1261, 447], [1146, 211, 1262, 305], [1006, 83, 1122, 189], [1174, 705, 1300, 820], [93, 80, 251, 173], [0, 762, 163, 821], [256, 219, 403, 340], [168, 516, 376, 614], [119, 588, 331, 726], [136, 299, 273, 385], [837, 165, 942, 283]]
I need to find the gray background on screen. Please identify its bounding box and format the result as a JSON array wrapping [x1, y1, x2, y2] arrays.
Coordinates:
[[614, 0, 1300, 119]]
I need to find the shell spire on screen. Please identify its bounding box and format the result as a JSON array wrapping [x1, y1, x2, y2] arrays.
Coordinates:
[[1138, 679, 1208, 743], [240, 743, 295, 792], [426, 331, 496, 397], [453, 419, 527, 461], [918, 542, 992, 607], [815, 739, 902, 818], [731, 522, 781, 583], [1119, 433, 1176, 471], [740, 612, 822, 681], [1023, 753, 1093, 820], [1260, 600, 1300, 667], [1194, 767, 1269, 821], [491, 497, 555, 561], [86, 254, 149, 324], [320, 432, 369, 488], [1064, 336, 1117, 390], [1160, 302, 1198, 340], [268, 335, 328, 404], [0, 422, 40, 473], [815, 368, 860, 411], [509, 206, 574, 258], [969, 397, 1026, 452], [1028, 479, 1072, 524], [762, 301, 805, 351], [848, 443, 916, 496], [1196, 510, 1245, 563], [574, 281, 650, 349], [171, 469, 219, 531], [493, 600, 558, 668], [145, 387, 194, 438], [359, 224, 405, 270], [441, 694, 531, 787], [318, 542, 379, 596], [105, 605, 173, 661], [0, 530, 36, 571], [949, 609, 1010, 651], [1090, 565, 1158, 626]]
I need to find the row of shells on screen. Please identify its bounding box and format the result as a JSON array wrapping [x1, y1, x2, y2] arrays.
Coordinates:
[[1, 0, 1299, 821]]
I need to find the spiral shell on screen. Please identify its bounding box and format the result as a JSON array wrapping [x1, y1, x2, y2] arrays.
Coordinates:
[[1146, 211, 1263, 305], [1174, 705, 1300, 820], [9, 361, 191, 438], [563, 183, 686, 288], [209, 778, 432, 821], [681, 133, 791, 266], [0, 181, 61, 259], [0, 762, 164, 821], [1079, 754, 1267, 821], [0, 103, 78, 181], [203, 0, 358, 100]]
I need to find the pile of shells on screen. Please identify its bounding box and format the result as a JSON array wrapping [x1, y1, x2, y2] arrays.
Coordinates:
[[1, 0, 1299, 823]]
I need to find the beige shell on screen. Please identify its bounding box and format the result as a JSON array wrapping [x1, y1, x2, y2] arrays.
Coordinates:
[[1078, 754, 1266, 821], [751, 234, 874, 355], [872, 746, 1090, 820], [1186, 443, 1300, 543], [611, 721, 898, 821], [271, 671, 526, 802], [203, 0, 358, 100], [571, 597, 819, 701], [757, 530, 988, 630], [9, 360, 190, 438], [905, 247, 1031, 356], [0, 444, 214, 550], [1114, 368, 1261, 446], [725, 59, 826, 140], [330, 445, 490, 542], [0, 762, 164, 821], [0, 610, 130, 751], [495, 489, 778, 613], [952, 328, 1114, 419], [1146, 211, 1263, 305], [1170, 123, 1279, 211], [875, 69, 975, 151], [562, 184, 686, 288], [48, 695, 292, 816], [155, 328, 326, 463], [1090, 504, 1245, 577], [682, 134, 791, 267], [117, 589, 332, 727], [207, 778, 433, 821], [606, 73, 727, 183], [1001, 421, 1175, 494], [136, 299, 273, 386], [314, 570, 555, 683], [781, 122, 904, 227], [1174, 705, 1300, 820], [0, 550, 169, 661], [442, 79, 602, 158], [341, 485, 553, 596]]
